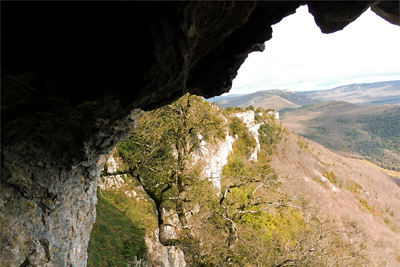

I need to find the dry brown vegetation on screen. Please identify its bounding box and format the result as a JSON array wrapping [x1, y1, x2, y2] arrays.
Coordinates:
[[270, 129, 400, 267]]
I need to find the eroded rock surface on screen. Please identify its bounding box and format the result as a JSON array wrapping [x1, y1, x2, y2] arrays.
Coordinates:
[[1, 1, 398, 266]]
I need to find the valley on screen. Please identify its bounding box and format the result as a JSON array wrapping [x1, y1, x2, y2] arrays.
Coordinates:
[[215, 80, 400, 172], [280, 101, 400, 171]]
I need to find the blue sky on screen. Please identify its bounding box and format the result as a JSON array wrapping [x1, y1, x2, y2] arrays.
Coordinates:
[[229, 5, 400, 94]]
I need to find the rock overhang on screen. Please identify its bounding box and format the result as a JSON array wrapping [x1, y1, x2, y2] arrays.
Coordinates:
[[3, 1, 398, 113]]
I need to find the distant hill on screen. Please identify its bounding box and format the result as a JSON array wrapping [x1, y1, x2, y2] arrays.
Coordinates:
[[281, 101, 400, 171], [216, 90, 320, 110], [297, 80, 400, 105], [254, 95, 301, 111], [206, 94, 243, 103]]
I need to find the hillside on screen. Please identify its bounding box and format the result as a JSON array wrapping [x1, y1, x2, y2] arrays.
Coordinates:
[[280, 101, 400, 171], [297, 80, 400, 105], [249, 95, 300, 111], [216, 89, 319, 110], [270, 132, 400, 267], [87, 96, 400, 266]]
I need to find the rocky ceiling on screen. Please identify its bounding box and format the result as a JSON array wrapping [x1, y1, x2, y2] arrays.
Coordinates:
[[1, 1, 399, 266]]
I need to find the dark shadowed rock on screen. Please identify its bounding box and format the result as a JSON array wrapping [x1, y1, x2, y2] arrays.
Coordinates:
[[306, 1, 374, 33], [1, 1, 398, 266], [371, 1, 400, 26]]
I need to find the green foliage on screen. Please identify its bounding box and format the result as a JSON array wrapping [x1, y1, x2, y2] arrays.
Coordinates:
[[228, 117, 257, 156], [103, 94, 369, 266], [347, 181, 363, 194], [256, 107, 265, 114], [254, 113, 263, 123], [234, 106, 244, 112], [87, 191, 148, 267], [241, 208, 304, 241], [297, 138, 308, 149], [359, 198, 375, 213], [117, 93, 227, 191], [324, 171, 338, 185], [258, 119, 282, 156], [245, 105, 254, 111]]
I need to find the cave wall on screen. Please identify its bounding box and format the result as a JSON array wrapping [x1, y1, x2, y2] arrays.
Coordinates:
[[1, 1, 398, 266]]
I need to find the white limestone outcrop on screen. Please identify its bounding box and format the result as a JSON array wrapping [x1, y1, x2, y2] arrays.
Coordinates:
[[98, 153, 126, 190]]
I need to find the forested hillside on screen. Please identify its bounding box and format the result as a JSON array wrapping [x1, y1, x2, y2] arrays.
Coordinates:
[[281, 101, 400, 171], [87, 94, 400, 266]]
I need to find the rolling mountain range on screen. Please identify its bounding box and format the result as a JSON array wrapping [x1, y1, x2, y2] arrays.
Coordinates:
[[214, 89, 320, 110], [298, 80, 400, 105], [214, 80, 400, 173], [215, 80, 399, 110]]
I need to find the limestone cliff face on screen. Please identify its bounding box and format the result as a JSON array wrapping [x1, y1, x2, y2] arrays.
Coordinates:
[[1, 94, 144, 266], [144, 227, 186, 267], [98, 154, 127, 191], [1, 1, 398, 266], [198, 110, 273, 187], [195, 116, 235, 189]]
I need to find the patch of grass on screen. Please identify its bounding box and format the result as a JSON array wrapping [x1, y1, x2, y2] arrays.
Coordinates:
[[324, 171, 338, 185], [312, 176, 327, 188], [359, 198, 375, 214], [87, 190, 150, 267], [385, 206, 395, 217], [297, 138, 307, 149], [348, 158, 400, 178], [347, 181, 363, 194]]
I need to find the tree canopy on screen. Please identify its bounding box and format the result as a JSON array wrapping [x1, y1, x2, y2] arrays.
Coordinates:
[[108, 95, 369, 266]]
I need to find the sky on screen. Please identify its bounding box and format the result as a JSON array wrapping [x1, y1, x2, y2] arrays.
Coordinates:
[[229, 5, 400, 95]]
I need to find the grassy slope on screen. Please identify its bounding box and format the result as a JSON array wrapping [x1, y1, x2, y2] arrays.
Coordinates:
[[270, 130, 400, 267], [347, 158, 400, 178], [281, 101, 400, 171], [87, 177, 157, 267]]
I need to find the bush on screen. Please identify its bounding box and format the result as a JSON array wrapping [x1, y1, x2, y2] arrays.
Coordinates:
[[324, 171, 338, 184], [229, 117, 257, 156]]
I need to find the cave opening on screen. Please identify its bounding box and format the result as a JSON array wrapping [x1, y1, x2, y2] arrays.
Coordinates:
[[1, 1, 399, 266], [229, 5, 400, 95]]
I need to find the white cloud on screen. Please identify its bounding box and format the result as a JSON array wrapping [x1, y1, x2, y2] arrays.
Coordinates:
[[230, 5, 400, 94]]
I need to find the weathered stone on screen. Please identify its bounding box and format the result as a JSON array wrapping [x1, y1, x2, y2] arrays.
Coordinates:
[[1, 1, 398, 266]]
